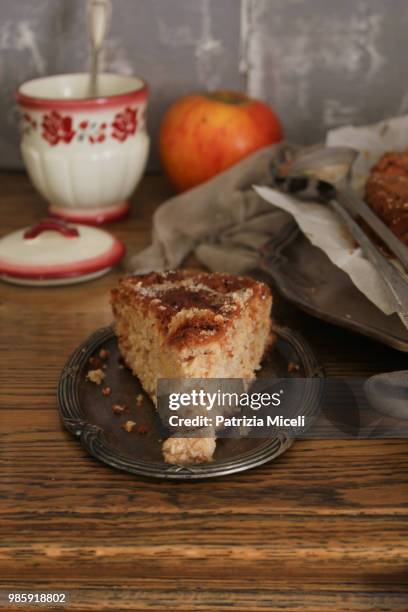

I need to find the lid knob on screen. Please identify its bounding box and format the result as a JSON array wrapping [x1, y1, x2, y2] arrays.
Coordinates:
[[23, 218, 80, 240]]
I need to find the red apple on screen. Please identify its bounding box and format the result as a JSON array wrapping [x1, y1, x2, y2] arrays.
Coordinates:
[[159, 91, 283, 192]]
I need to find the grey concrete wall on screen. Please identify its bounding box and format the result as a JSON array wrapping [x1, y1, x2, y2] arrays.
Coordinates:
[[1, 0, 408, 169]]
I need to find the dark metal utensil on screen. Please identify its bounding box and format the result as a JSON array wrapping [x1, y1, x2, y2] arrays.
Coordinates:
[[336, 183, 408, 272], [58, 325, 322, 480], [274, 171, 408, 331], [260, 225, 408, 352], [364, 371, 408, 420], [284, 146, 408, 272]]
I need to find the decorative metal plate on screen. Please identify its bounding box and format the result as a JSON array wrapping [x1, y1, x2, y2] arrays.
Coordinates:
[[58, 325, 323, 480], [261, 222, 408, 353]]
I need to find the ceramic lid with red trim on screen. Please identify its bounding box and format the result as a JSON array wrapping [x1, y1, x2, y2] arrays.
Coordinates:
[[0, 218, 125, 286]]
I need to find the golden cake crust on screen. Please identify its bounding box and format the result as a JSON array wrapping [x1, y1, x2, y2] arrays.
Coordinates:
[[111, 270, 271, 349]]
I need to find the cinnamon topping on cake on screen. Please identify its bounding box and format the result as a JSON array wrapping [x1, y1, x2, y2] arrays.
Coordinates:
[[111, 270, 268, 349]]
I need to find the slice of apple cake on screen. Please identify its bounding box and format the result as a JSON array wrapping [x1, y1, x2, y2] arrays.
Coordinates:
[[111, 270, 272, 465]]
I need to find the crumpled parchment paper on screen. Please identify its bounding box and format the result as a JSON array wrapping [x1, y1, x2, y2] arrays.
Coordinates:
[[255, 116, 408, 316]]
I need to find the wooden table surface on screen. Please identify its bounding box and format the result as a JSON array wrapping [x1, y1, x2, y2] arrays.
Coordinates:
[[1, 171, 408, 612]]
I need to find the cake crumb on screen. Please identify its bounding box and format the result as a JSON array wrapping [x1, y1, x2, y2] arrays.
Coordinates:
[[288, 361, 300, 373], [163, 437, 216, 465], [122, 420, 136, 432], [99, 348, 110, 359], [112, 403, 127, 414], [135, 393, 144, 406], [89, 356, 101, 368], [101, 386, 111, 396], [86, 369, 105, 385]]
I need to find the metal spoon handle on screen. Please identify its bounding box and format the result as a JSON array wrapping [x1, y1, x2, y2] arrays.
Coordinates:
[[337, 183, 408, 272], [87, 0, 111, 97], [286, 145, 408, 272], [329, 198, 408, 320]]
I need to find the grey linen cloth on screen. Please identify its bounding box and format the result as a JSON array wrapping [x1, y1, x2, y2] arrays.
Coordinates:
[[126, 143, 295, 275]]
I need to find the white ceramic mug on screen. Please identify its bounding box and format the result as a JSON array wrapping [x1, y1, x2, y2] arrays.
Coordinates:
[[16, 73, 149, 224]]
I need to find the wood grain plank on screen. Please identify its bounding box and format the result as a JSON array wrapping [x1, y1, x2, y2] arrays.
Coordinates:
[[1, 171, 408, 611], [1, 580, 408, 612], [2, 411, 408, 515]]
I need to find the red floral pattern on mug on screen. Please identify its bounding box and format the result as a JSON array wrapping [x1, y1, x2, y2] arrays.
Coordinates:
[[39, 106, 141, 145], [111, 107, 138, 142], [42, 111, 76, 146]]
